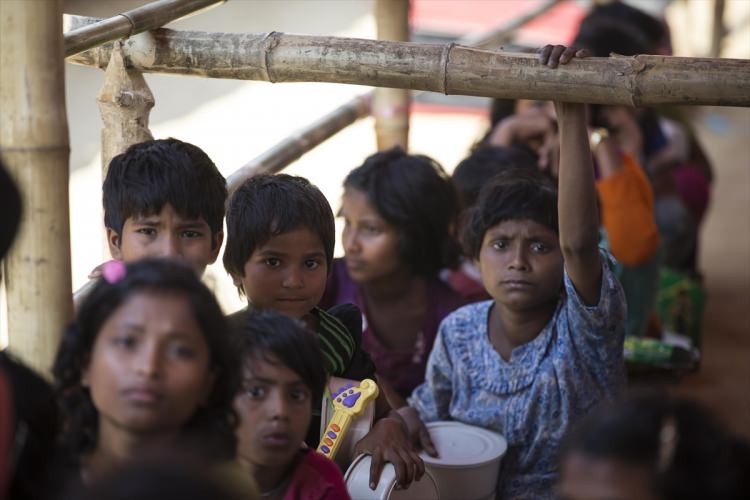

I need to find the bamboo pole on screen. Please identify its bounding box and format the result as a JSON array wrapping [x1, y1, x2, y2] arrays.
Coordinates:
[[98, 42, 155, 174], [64, 0, 225, 58], [374, 0, 410, 150], [0, 0, 72, 374], [710, 0, 726, 58], [227, 94, 371, 193], [66, 24, 750, 107]]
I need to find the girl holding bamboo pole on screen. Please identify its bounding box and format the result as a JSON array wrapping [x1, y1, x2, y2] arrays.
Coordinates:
[[400, 46, 628, 499]]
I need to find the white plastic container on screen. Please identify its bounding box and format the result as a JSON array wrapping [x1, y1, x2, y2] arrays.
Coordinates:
[[344, 454, 440, 500], [420, 421, 507, 500]]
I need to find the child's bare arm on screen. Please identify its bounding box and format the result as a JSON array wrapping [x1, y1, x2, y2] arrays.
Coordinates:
[[556, 101, 603, 305], [539, 45, 602, 304]]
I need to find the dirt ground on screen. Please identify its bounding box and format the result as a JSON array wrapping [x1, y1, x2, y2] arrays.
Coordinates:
[[668, 107, 750, 439]]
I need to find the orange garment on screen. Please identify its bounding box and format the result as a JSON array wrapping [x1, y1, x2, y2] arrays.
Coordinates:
[[596, 154, 660, 267]]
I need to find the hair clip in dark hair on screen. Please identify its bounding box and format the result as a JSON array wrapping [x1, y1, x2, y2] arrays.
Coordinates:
[[101, 260, 127, 284]]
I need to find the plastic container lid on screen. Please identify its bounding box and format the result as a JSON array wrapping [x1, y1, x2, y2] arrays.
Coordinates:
[[420, 421, 507, 468]]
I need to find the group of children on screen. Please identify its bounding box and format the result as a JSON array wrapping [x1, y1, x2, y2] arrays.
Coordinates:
[[1, 18, 747, 500]]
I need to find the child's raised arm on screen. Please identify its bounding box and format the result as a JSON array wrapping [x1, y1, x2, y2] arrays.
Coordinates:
[[555, 101, 602, 305], [540, 44, 603, 304]]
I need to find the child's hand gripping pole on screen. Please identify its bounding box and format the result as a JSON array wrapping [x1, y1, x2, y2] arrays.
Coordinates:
[[317, 379, 379, 460]]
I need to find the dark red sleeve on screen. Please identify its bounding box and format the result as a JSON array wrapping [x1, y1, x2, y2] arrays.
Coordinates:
[[283, 449, 351, 500]]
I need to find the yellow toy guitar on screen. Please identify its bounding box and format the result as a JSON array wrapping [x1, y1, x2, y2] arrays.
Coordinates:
[[317, 378, 379, 460]]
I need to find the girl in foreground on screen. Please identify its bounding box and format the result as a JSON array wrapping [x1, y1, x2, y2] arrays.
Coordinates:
[[53, 259, 240, 489]]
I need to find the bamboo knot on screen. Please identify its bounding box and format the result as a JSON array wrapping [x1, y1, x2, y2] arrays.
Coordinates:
[[628, 55, 648, 107], [262, 31, 282, 83], [440, 42, 456, 95], [117, 91, 134, 107], [117, 12, 137, 39], [611, 53, 647, 107]]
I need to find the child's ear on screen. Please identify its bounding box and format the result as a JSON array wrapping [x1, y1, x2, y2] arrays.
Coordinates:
[[106, 228, 122, 259], [208, 230, 224, 264]]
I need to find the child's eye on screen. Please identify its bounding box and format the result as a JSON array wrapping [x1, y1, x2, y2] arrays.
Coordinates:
[[363, 225, 381, 235], [181, 230, 202, 238], [290, 388, 310, 403], [112, 335, 137, 349], [167, 342, 196, 359], [530, 242, 549, 253], [304, 260, 321, 270], [136, 228, 156, 236], [244, 385, 266, 399], [491, 240, 507, 251], [265, 258, 281, 268]]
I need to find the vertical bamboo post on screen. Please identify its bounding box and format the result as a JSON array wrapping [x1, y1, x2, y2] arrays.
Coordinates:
[[98, 42, 155, 175], [0, 0, 72, 374], [374, 0, 410, 150], [710, 0, 726, 58]]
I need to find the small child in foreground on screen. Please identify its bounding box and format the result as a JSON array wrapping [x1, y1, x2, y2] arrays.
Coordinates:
[[401, 47, 627, 499], [233, 311, 350, 500]]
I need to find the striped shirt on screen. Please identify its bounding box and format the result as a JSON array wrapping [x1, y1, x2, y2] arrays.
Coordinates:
[[310, 306, 355, 375], [227, 304, 375, 379]]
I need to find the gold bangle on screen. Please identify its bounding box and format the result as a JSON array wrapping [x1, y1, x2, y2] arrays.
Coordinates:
[[589, 127, 610, 151]]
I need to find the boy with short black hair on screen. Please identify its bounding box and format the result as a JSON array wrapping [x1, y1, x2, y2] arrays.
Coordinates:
[[224, 173, 424, 490], [103, 138, 226, 275]]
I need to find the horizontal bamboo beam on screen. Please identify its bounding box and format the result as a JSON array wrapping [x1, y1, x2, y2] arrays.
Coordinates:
[[66, 21, 750, 107], [64, 0, 224, 57], [226, 94, 371, 193]]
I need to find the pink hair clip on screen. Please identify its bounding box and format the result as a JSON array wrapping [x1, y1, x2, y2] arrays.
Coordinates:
[[101, 260, 127, 284]]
